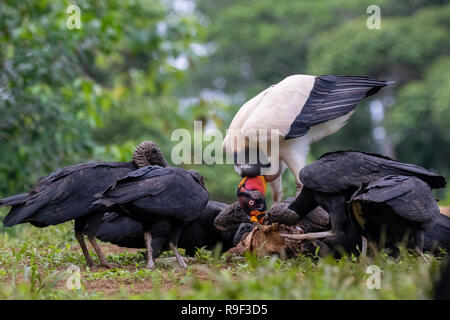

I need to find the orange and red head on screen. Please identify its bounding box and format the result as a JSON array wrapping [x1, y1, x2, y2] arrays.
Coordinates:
[[236, 176, 267, 223]]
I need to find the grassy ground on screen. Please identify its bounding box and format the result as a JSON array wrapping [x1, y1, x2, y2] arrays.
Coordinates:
[[0, 222, 447, 300]]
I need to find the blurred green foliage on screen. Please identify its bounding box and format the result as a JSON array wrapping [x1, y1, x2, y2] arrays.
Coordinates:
[[0, 0, 449, 213], [0, 0, 203, 196]]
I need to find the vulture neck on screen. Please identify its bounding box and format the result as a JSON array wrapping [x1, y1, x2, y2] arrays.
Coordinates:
[[132, 143, 170, 168]]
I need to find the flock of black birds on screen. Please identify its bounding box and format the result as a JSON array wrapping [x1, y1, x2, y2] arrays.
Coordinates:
[[274, 151, 446, 253], [1, 141, 450, 298]]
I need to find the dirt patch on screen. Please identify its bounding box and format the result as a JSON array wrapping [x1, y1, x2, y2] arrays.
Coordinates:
[[70, 241, 142, 255]]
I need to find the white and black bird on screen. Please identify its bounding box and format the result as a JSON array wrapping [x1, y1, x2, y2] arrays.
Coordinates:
[[223, 75, 392, 202]]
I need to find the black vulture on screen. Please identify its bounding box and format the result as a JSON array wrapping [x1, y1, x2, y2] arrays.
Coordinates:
[[88, 165, 209, 269], [217, 198, 450, 256], [213, 202, 256, 246], [348, 175, 440, 251], [267, 198, 361, 255], [214, 200, 348, 252], [93, 201, 241, 256], [424, 210, 450, 253], [278, 151, 446, 253], [214, 202, 251, 230], [0, 141, 168, 267]]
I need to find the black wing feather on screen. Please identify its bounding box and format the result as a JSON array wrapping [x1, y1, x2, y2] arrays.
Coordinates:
[[91, 166, 169, 209], [424, 213, 450, 253], [351, 175, 439, 224], [0, 193, 27, 207], [3, 162, 136, 227], [91, 166, 209, 221], [300, 151, 446, 193], [286, 76, 390, 139]]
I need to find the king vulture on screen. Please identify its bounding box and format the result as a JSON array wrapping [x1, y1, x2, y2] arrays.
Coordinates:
[[279, 151, 447, 253], [223, 75, 392, 203], [0, 141, 168, 268], [235, 176, 268, 223]]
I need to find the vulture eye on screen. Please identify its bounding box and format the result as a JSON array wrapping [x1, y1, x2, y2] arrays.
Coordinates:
[[248, 200, 255, 206]]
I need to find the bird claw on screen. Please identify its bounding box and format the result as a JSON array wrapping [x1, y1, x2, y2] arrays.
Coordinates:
[[415, 248, 429, 264]]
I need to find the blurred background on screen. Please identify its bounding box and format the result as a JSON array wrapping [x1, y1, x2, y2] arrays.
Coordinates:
[[1, 0, 449, 232]]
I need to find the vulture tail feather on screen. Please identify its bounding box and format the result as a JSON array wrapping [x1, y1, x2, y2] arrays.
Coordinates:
[[0, 193, 27, 207]]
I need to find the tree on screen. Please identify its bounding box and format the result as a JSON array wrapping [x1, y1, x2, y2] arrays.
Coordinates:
[[0, 0, 202, 196]]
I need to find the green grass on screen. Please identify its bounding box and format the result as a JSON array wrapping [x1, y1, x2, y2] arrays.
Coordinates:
[[0, 221, 447, 300]]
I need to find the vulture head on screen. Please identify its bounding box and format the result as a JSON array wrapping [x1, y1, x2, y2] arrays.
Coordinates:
[[236, 176, 267, 223], [188, 169, 206, 189], [214, 202, 252, 231], [133, 140, 169, 168]]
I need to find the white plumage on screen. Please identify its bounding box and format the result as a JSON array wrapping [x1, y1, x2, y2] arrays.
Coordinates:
[[223, 74, 390, 202]]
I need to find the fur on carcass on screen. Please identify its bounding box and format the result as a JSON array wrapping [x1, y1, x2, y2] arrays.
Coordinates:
[[228, 223, 329, 258]]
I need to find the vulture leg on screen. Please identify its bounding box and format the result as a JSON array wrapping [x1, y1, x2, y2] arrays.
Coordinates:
[[280, 140, 308, 196], [169, 223, 187, 268], [321, 197, 348, 246], [269, 174, 283, 203], [361, 236, 368, 256], [278, 187, 321, 238], [74, 218, 94, 267], [266, 160, 285, 203], [144, 231, 155, 269], [149, 237, 167, 262], [283, 195, 347, 243], [414, 230, 428, 263], [169, 242, 187, 268], [87, 212, 113, 268], [368, 241, 379, 256], [414, 230, 425, 252], [289, 186, 319, 219]]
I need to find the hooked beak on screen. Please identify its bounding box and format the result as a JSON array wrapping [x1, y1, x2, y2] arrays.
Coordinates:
[[159, 157, 170, 168], [250, 210, 267, 224]]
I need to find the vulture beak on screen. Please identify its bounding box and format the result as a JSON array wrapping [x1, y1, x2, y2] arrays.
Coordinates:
[[249, 210, 267, 224], [159, 157, 170, 168]]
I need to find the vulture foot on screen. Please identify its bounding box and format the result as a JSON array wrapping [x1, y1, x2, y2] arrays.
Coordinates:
[[169, 242, 187, 268], [144, 231, 156, 270]]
